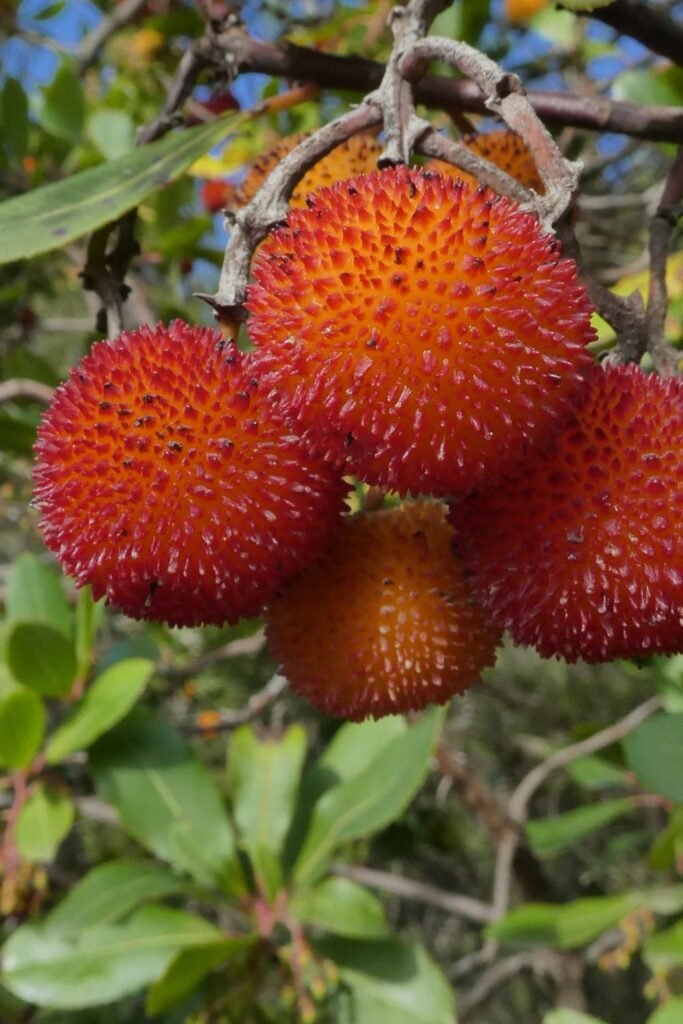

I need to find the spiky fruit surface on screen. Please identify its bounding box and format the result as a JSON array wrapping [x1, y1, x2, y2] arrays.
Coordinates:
[[266, 501, 501, 720], [452, 363, 683, 663], [34, 321, 348, 628], [426, 130, 545, 194], [234, 131, 382, 209], [248, 166, 595, 496]]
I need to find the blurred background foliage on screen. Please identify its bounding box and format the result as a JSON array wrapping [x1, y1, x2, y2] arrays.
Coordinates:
[[1, 0, 683, 1022]]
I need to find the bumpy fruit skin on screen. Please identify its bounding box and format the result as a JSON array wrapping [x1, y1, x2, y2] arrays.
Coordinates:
[[34, 321, 348, 628], [248, 166, 595, 496], [426, 130, 545, 194], [234, 131, 382, 209], [266, 501, 501, 720], [452, 363, 683, 663]]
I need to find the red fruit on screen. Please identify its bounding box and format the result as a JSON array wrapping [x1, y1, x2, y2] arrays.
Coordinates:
[[200, 179, 233, 213], [247, 166, 595, 496], [452, 363, 683, 662], [265, 501, 501, 720], [34, 321, 348, 627]]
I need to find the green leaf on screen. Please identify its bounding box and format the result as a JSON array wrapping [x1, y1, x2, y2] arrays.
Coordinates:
[[566, 755, 626, 789], [249, 844, 283, 903], [486, 903, 559, 947], [74, 585, 105, 680], [5, 552, 72, 637], [644, 920, 683, 971], [2, 904, 221, 1009], [292, 877, 389, 939], [649, 809, 683, 871], [646, 999, 683, 1024], [145, 937, 254, 1015], [544, 1011, 608, 1024], [0, 412, 37, 456], [526, 798, 634, 857], [0, 109, 245, 264], [90, 708, 242, 892], [45, 658, 154, 763], [612, 67, 683, 108], [283, 715, 406, 870], [48, 860, 187, 932], [317, 937, 455, 1024], [87, 109, 136, 160], [624, 712, 683, 803], [294, 707, 443, 886], [228, 724, 306, 857], [40, 64, 84, 142], [1, 78, 29, 162], [6, 622, 77, 697], [15, 784, 74, 862], [0, 684, 46, 769]]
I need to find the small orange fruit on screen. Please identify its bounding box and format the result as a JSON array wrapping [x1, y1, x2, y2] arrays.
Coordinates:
[[266, 501, 501, 720]]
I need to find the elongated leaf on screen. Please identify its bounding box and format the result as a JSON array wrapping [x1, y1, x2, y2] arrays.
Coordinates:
[[294, 707, 443, 886], [317, 937, 455, 1024], [146, 937, 254, 1015], [283, 715, 406, 870], [15, 784, 74, 862], [2, 904, 221, 1009], [5, 552, 71, 637], [490, 886, 683, 949], [228, 724, 306, 857], [6, 622, 77, 697], [566, 755, 626, 790], [292, 877, 389, 939], [624, 713, 683, 803], [526, 798, 634, 857], [0, 110, 245, 264], [49, 860, 186, 932], [74, 585, 105, 680], [90, 708, 241, 892], [46, 658, 154, 762], [0, 685, 45, 769]]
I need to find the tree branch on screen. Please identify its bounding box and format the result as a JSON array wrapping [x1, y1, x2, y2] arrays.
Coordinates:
[[0, 379, 54, 404], [646, 145, 683, 376], [76, 0, 150, 73], [331, 862, 495, 924], [210, 26, 683, 142]]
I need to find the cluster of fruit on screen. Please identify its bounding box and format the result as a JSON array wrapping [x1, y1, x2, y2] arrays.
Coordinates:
[[34, 132, 683, 720]]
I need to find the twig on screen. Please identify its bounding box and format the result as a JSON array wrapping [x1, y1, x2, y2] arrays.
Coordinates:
[[76, 0, 150, 73], [646, 145, 683, 376], [401, 37, 580, 228], [182, 673, 288, 735], [490, 695, 663, 930], [331, 862, 495, 924], [159, 629, 266, 680], [0, 379, 54, 404], [377, 0, 450, 166], [555, 216, 648, 365], [573, 0, 683, 69], [211, 26, 683, 142], [209, 101, 383, 319]]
